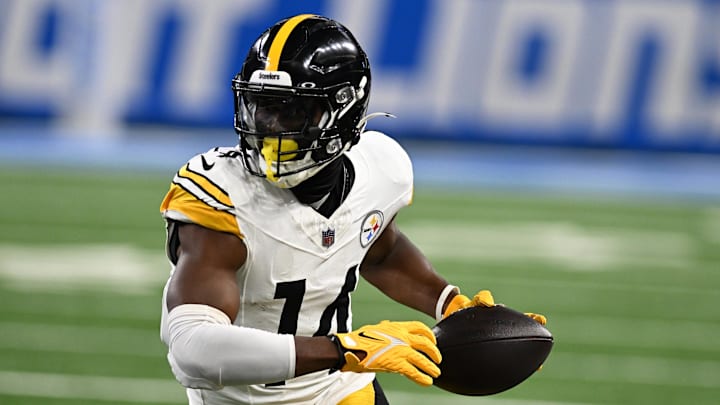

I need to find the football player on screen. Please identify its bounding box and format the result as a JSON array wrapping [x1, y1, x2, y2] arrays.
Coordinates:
[[159, 14, 545, 404]]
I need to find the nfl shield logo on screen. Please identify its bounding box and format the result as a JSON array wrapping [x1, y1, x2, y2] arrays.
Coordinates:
[[321, 228, 335, 248]]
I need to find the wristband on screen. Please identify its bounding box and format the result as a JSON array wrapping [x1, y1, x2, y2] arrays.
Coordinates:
[[435, 284, 459, 321], [328, 335, 347, 371]]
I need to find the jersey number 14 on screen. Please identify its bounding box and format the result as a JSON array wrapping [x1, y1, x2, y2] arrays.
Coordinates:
[[274, 265, 358, 336]]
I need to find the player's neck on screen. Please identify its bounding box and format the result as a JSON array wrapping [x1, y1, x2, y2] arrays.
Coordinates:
[[291, 156, 354, 218]]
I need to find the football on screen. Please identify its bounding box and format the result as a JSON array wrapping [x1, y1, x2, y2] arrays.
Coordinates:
[[432, 305, 553, 396]]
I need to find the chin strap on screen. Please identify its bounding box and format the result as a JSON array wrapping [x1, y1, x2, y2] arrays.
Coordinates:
[[261, 142, 279, 182], [260, 137, 300, 185]]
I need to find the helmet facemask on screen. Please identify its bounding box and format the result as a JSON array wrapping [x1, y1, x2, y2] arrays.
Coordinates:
[[233, 78, 366, 188], [231, 15, 372, 188]]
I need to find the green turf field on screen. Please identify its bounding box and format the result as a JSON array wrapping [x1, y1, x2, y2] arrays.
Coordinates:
[[0, 167, 718, 404]]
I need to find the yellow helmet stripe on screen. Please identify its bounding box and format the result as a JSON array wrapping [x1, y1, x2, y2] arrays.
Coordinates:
[[266, 14, 316, 71]]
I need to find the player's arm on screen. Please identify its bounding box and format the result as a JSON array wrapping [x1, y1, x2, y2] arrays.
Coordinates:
[[361, 218, 547, 324], [163, 223, 340, 388], [360, 218, 456, 319]]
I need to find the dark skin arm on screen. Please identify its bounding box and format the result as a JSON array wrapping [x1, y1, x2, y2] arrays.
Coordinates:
[[166, 217, 448, 379], [165, 222, 339, 377], [361, 218, 458, 318]]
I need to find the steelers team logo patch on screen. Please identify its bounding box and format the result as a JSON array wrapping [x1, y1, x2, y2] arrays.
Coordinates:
[[360, 210, 384, 247]]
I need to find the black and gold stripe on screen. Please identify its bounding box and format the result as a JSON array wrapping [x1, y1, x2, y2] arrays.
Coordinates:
[[159, 161, 241, 238], [160, 183, 241, 238], [176, 163, 233, 209], [265, 14, 316, 71]]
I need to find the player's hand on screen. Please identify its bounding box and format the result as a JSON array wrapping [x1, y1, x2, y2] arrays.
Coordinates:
[[442, 290, 495, 319], [334, 320, 442, 386], [443, 290, 547, 326], [524, 312, 547, 325]]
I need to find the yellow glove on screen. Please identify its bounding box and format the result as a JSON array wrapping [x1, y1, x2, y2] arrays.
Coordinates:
[[333, 320, 442, 386], [525, 312, 547, 325], [442, 290, 547, 326], [442, 290, 495, 319]]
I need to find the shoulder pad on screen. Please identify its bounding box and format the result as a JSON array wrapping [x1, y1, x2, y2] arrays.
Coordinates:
[[159, 149, 243, 238]]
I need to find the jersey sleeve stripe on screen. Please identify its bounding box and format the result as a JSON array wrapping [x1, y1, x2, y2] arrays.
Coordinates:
[[176, 164, 233, 207], [160, 183, 242, 238], [171, 179, 234, 211]]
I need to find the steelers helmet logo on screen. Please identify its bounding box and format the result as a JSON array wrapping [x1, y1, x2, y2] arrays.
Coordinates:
[[360, 210, 384, 247]]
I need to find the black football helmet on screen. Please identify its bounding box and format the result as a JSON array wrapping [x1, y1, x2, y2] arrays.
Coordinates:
[[232, 14, 372, 188]]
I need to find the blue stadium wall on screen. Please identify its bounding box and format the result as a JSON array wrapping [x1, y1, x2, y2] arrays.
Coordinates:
[[0, 0, 719, 153]]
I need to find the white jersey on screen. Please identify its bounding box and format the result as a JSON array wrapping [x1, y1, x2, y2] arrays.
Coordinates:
[[159, 131, 414, 404]]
